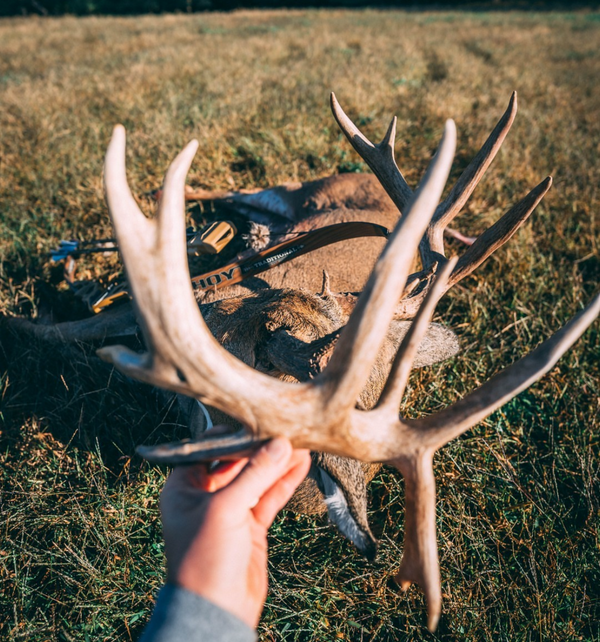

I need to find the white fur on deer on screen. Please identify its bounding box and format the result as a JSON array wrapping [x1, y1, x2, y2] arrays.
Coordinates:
[[98, 100, 600, 631], [319, 468, 374, 556]]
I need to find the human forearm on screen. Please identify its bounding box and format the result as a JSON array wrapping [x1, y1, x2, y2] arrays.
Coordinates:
[[140, 584, 257, 642]]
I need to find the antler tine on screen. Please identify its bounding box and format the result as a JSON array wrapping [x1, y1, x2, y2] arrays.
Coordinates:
[[448, 176, 552, 289], [420, 91, 518, 267], [412, 292, 600, 450], [375, 259, 455, 634], [376, 257, 457, 415], [395, 177, 551, 322], [332, 92, 524, 300], [318, 120, 457, 414], [155, 138, 201, 273], [100, 126, 204, 386], [389, 294, 600, 618], [102, 125, 154, 259], [391, 451, 441, 632], [330, 92, 413, 212]]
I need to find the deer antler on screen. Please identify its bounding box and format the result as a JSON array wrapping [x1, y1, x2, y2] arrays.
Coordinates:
[[331, 92, 552, 318], [97, 117, 600, 631]]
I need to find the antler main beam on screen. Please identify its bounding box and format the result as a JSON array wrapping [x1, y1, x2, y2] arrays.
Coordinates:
[[98, 106, 600, 631]]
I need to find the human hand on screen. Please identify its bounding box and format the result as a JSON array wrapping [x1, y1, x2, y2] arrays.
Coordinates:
[[160, 437, 311, 628]]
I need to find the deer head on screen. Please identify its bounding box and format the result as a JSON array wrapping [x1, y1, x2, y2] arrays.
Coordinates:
[[179, 92, 552, 309], [96, 94, 600, 631]]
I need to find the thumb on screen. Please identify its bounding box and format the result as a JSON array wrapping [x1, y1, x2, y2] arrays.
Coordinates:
[[217, 437, 293, 510]]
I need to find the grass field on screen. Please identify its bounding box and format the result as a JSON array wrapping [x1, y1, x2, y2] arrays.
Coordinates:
[[1, 8, 599, 641]]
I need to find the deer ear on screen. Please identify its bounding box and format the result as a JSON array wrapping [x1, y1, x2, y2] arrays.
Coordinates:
[[387, 320, 459, 368]]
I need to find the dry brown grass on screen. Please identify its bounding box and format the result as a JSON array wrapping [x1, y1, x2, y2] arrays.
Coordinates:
[[0, 9, 599, 641]]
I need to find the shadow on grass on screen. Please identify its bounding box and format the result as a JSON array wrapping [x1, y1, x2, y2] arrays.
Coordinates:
[[0, 316, 187, 477]]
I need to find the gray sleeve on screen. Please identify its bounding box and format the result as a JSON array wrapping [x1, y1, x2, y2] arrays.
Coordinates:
[[139, 584, 257, 642]]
